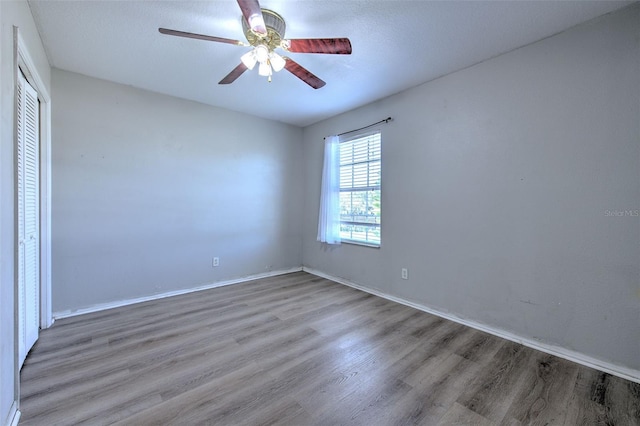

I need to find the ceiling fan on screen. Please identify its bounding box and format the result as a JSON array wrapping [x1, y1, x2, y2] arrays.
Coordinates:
[[159, 0, 352, 89]]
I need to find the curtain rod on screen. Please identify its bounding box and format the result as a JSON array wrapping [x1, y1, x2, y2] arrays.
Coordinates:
[[324, 117, 393, 139]]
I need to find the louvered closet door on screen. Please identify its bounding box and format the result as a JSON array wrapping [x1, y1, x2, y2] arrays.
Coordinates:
[[17, 72, 40, 368]]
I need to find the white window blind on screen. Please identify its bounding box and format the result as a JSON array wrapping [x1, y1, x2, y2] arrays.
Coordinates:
[[339, 132, 381, 246]]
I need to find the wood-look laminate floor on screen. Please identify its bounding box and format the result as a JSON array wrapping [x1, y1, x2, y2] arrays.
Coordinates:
[[20, 272, 640, 425]]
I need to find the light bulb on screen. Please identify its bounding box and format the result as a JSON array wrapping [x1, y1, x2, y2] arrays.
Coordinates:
[[255, 44, 269, 63], [240, 50, 257, 70], [258, 61, 272, 77], [269, 52, 286, 72]]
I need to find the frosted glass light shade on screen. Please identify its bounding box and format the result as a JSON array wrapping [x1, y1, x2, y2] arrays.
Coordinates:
[[269, 52, 286, 72], [255, 44, 269, 63], [258, 61, 272, 77], [240, 50, 257, 70]]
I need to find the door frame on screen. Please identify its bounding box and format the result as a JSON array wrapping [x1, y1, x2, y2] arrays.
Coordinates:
[[15, 27, 52, 331]]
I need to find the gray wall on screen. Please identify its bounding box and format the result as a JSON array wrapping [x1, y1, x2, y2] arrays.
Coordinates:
[[302, 5, 639, 372], [52, 70, 303, 313], [1, 1, 51, 424]]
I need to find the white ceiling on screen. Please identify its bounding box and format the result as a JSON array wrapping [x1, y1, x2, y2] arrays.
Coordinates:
[[29, 0, 633, 127]]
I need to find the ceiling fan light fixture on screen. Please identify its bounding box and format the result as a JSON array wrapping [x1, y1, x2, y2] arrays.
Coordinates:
[[258, 61, 272, 77], [240, 49, 258, 69], [255, 44, 269, 63], [269, 52, 286, 72]]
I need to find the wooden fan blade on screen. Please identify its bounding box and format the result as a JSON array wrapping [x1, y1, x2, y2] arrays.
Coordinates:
[[284, 38, 352, 54], [219, 63, 249, 85], [237, 0, 267, 36], [284, 59, 326, 89], [159, 28, 244, 46]]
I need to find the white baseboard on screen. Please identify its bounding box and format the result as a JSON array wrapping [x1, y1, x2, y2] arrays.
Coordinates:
[[6, 401, 19, 426], [53, 267, 303, 320], [303, 267, 640, 384]]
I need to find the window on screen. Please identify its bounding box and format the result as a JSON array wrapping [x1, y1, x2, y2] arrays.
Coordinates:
[[339, 132, 381, 246]]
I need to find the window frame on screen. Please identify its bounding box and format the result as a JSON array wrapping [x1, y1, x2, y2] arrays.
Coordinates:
[[338, 130, 382, 248]]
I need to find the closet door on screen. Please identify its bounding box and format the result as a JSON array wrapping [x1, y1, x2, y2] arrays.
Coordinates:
[[17, 72, 40, 368]]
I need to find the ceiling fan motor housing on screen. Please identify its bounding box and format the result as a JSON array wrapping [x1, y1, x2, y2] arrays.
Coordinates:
[[242, 9, 286, 50]]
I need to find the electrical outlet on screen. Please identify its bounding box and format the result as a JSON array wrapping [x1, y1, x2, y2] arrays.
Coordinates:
[[213, 257, 220, 267], [401, 268, 408, 280]]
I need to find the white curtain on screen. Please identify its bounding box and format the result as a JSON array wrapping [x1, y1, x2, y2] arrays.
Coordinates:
[[317, 135, 341, 244]]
